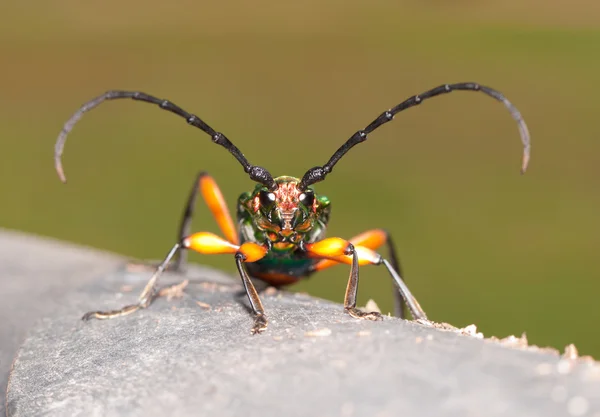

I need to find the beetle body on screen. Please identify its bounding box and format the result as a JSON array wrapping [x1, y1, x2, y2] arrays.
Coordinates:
[[239, 176, 330, 285], [53, 83, 531, 334]]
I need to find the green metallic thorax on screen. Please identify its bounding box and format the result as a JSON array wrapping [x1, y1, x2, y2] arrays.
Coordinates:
[[236, 176, 331, 279]]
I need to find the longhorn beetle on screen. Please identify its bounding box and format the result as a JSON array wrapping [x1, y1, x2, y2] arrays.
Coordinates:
[[54, 83, 530, 334]]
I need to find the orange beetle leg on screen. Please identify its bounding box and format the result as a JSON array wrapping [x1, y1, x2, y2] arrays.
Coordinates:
[[199, 174, 239, 245], [312, 229, 387, 272], [183, 232, 239, 255], [304, 237, 351, 258], [314, 245, 382, 267], [238, 242, 268, 263], [174, 172, 240, 271], [182, 232, 267, 262]]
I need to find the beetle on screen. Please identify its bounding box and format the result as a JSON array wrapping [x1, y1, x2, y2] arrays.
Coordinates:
[[54, 82, 530, 334]]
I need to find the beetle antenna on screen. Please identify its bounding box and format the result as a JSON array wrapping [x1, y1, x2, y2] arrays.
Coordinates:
[[299, 82, 531, 190], [54, 91, 277, 190]]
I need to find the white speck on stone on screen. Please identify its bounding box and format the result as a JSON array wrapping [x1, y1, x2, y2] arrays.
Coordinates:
[[426, 334, 434, 341], [461, 324, 484, 338], [567, 396, 589, 416], [563, 344, 579, 360], [363, 299, 381, 313]]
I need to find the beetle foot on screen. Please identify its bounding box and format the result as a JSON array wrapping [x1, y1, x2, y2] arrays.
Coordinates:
[[82, 303, 142, 321], [345, 307, 383, 321], [251, 313, 268, 335]]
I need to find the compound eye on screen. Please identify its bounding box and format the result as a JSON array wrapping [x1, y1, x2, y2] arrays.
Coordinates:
[[259, 190, 276, 208], [298, 191, 315, 207]]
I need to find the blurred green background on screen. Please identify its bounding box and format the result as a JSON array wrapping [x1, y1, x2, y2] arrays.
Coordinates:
[[1, 1, 599, 356]]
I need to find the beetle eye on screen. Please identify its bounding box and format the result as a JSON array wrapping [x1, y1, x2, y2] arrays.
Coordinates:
[[298, 191, 315, 207], [259, 190, 276, 208]]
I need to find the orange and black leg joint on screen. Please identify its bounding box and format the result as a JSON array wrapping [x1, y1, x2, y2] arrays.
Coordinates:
[[308, 232, 428, 321], [235, 253, 267, 334], [82, 232, 270, 333], [174, 171, 239, 272], [183, 231, 269, 334], [303, 238, 383, 321], [311, 229, 409, 319]]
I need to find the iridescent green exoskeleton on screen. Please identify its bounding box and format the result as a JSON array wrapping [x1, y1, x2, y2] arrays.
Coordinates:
[[54, 83, 531, 334]]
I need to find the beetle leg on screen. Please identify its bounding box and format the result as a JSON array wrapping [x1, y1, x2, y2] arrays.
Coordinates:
[[185, 232, 269, 334], [82, 243, 181, 320], [343, 244, 383, 320], [83, 232, 269, 330], [126, 172, 238, 273], [174, 171, 239, 272], [235, 254, 268, 334], [311, 229, 408, 318], [304, 238, 382, 320], [307, 237, 428, 321]]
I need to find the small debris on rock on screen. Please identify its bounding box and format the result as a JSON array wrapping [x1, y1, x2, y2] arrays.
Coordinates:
[[358, 299, 381, 314], [555, 344, 585, 375], [415, 336, 423, 344], [497, 333, 529, 349], [305, 328, 332, 337], [414, 318, 598, 367], [563, 344, 579, 361], [486, 332, 562, 356], [415, 321, 483, 338], [159, 280, 189, 301], [196, 301, 211, 310], [458, 324, 484, 338], [264, 287, 278, 296], [357, 330, 371, 337]]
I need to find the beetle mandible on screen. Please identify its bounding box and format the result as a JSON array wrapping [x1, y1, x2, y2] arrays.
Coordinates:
[[54, 83, 531, 334]]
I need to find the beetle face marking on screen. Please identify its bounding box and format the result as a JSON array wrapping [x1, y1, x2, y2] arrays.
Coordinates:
[[248, 176, 320, 240], [273, 181, 301, 230]]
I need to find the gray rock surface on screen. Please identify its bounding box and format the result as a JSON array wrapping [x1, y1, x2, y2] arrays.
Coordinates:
[[1, 229, 600, 417], [0, 229, 123, 416]]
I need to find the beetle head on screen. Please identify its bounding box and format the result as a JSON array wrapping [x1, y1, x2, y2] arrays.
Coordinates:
[[244, 176, 323, 243]]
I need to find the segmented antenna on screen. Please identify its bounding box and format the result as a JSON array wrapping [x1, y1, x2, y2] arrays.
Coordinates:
[[54, 91, 277, 190], [299, 82, 531, 190]]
